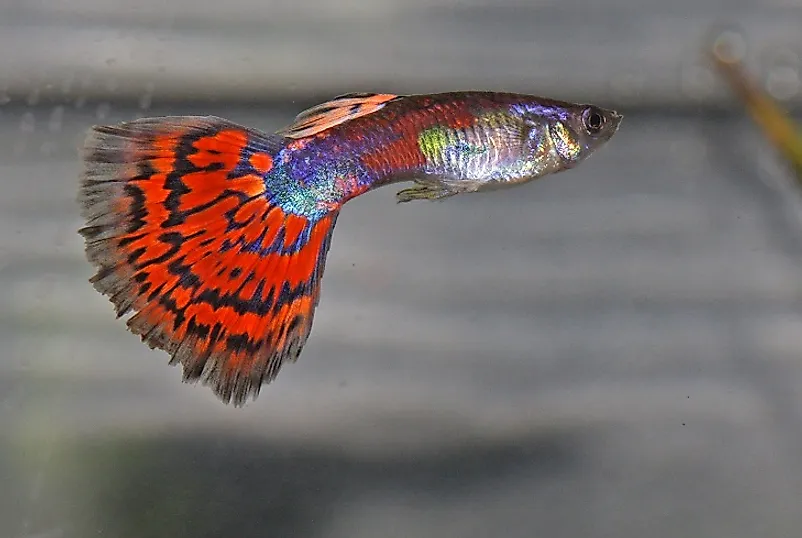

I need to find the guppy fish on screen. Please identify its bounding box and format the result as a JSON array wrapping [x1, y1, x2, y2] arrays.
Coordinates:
[[78, 91, 622, 406]]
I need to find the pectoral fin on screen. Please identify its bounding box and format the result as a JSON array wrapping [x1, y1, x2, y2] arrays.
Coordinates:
[[395, 181, 459, 203]]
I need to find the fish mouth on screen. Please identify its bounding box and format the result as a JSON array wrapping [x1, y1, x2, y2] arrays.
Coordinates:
[[608, 110, 624, 129], [600, 109, 623, 141]]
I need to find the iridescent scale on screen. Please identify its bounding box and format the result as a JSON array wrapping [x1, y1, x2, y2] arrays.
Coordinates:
[[264, 92, 582, 216], [77, 90, 621, 406]]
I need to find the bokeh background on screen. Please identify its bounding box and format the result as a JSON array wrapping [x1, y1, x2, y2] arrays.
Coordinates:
[[2, 1, 802, 537]]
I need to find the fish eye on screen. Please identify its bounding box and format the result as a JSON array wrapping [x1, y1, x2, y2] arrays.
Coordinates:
[[582, 107, 606, 135]]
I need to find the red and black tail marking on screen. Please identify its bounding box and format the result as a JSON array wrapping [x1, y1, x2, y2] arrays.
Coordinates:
[[78, 116, 338, 406]]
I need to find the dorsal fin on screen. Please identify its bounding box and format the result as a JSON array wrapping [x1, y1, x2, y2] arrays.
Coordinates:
[[276, 92, 400, 139]]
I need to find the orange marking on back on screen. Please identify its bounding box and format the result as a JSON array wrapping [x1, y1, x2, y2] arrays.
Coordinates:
[[249, 152, 274, 174], [277, 92, 399, 139]]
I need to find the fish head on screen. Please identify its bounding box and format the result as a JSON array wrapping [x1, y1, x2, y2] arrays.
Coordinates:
[[542, 103, 622, 168], [513, 98, 621, 176]]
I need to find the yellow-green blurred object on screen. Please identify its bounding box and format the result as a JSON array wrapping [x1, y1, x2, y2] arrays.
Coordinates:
[[709, 31, 802, 180]]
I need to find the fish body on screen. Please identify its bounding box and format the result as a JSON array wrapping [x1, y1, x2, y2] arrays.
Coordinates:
[[78, 91, 621, 406], [271, 91, 621, 210]]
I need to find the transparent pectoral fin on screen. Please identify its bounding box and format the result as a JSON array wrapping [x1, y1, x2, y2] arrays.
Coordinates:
[[395, 181, 460, 204]]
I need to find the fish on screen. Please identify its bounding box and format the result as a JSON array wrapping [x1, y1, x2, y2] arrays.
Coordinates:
[[77, 91, 622, 406]]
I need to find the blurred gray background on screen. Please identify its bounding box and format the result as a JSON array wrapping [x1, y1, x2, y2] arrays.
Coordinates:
[[2, 1, 802, 537]]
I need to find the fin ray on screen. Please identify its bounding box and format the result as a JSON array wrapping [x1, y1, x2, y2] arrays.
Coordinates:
[[277, 92, 399, 139], [78, 115, 338, 406]]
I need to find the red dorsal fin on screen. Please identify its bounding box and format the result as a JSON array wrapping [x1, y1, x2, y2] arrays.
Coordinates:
[[277, 92, 399, 139]]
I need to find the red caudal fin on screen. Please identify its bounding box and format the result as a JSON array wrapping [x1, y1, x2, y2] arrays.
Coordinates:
[[78, 116, 339, 406]]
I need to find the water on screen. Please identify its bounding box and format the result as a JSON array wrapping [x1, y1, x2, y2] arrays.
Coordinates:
[[1, 101, 802, 536], [3, 0, 802, 536]]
